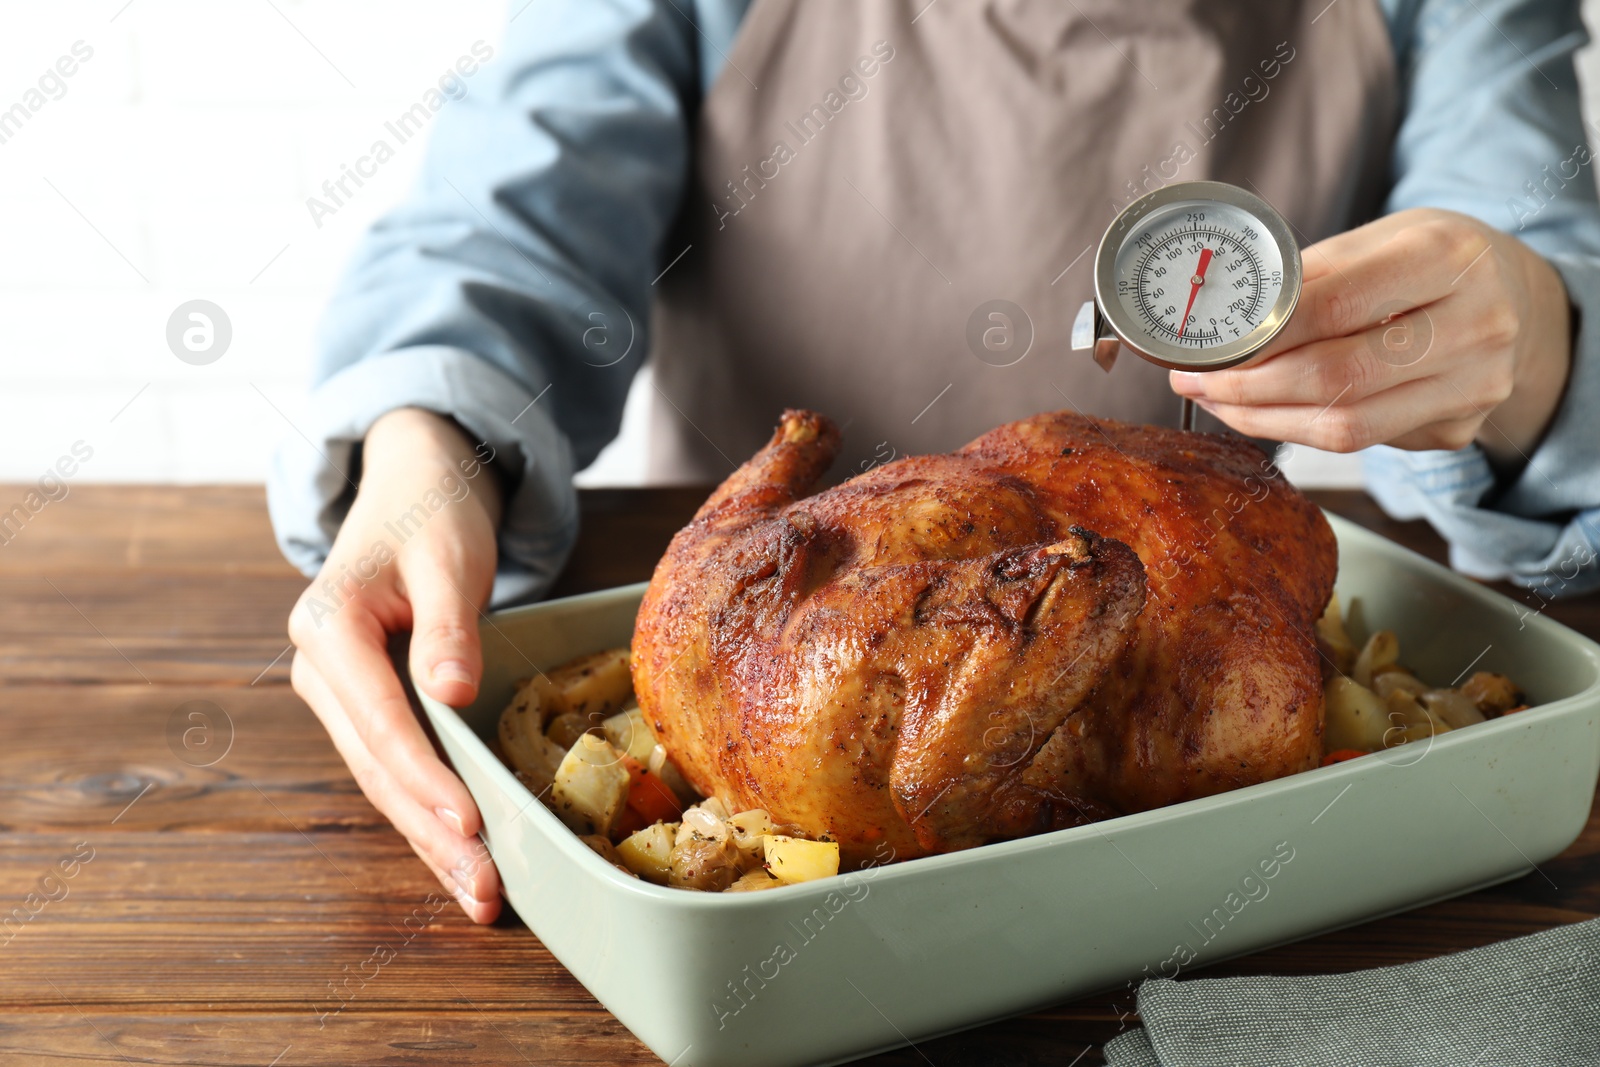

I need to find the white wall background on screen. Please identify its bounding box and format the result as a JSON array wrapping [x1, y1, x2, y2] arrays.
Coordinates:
[[0, 1, 1593, 490], [0, 0, 666, 489]]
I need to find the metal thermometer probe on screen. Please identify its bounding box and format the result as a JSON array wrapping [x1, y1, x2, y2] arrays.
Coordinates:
[[1072, 181, 1302, 431]]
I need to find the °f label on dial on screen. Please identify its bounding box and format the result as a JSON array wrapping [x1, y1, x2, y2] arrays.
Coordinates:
[[1113, 200, 1286, 350]]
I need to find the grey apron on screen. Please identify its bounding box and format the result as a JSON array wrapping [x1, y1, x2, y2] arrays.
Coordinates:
[[647, 0, 1398, 481]]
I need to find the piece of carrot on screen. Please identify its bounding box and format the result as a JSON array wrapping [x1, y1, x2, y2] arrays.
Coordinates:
[[1321, 748, 1368, 766], [620, 754, 684, 828], [611, 806, 648, 839]]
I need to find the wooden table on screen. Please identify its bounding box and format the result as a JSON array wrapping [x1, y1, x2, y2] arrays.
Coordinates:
[[2, 485, 1595, 1066]]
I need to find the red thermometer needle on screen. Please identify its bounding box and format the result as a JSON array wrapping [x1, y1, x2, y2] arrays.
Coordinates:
[[1176, 247, 1214, 339]]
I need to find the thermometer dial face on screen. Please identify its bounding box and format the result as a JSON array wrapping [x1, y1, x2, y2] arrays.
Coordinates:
[[1093, 182, 1301, 371]]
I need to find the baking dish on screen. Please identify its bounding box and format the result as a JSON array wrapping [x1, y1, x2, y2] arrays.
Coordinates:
[[416, 512, 1600, 1067]]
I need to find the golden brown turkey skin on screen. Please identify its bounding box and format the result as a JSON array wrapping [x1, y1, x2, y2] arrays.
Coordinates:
[[632, 410, 1336, 862]]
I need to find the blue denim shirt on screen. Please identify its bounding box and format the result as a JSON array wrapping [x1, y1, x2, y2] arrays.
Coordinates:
[[266, 0, 1600, 606]]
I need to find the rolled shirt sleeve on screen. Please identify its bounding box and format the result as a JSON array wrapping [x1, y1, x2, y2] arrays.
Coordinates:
[[265, 0, 737, 606], [1363, 0, 1600, 598], [266, 347, 579, 606]]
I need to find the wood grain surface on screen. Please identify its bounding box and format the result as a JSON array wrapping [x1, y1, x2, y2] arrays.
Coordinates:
[[1, 484, 1595, 1066]]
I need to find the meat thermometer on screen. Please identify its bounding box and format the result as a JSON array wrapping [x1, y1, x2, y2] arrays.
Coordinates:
[[1072, 180, 1302, 431]]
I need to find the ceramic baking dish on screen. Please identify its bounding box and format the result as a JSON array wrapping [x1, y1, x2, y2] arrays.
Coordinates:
[[416, 512, 1600, 1067]]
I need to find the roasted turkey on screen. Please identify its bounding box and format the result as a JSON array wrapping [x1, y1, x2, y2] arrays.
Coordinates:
[[632, 410, 1337, 864]]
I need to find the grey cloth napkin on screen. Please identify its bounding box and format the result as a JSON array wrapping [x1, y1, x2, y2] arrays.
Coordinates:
[[1102, 917, 1600, 1067]]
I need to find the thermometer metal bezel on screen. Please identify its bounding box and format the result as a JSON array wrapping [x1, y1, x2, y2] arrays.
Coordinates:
[[1092, 180, 1302, 372]]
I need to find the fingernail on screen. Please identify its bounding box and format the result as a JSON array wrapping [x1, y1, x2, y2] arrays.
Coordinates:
[[430, 660, 474, 687], [444, 878, 477, 911], [436, 806, 466, 836], [1171, 371, 1204, 395]]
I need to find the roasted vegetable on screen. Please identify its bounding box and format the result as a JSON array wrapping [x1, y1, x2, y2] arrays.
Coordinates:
[[497, 679, 565, 796], [621, 756, 683, 827], [1323, 675, 1391, 752], [1315, 594, 1357, 676], [1352, 630, 1399, 689], [504, 675, 556, 729], [546, 711, 595, 751], [579, 834, 635, 876], [1383, 689, 1449, 745], [1422, 688, 1486, 730], [602, 704, 659, 764], [760, 835, 840, 885], [670, 806, 741, 891], [1460, 671, 1521, 715], [727, 809, 775, 857], [544, 647, 634, 721], [668, 840, 739, 891], [695, 796, 731, 822], [726, 868, 782, 893], [1372, 669, 1428, 700], [646, 742, 698, 804], [616, 821, 677, 884], [1318, 599, 1525, 761], [551, 734, 630, 837]]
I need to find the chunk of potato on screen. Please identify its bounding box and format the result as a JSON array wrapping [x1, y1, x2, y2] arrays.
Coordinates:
[[544, 648, 634, 721], [551, 734, 630, 837], [1323, 676, 1391, 752], [578, 834, 634, 876], [616, 821, 677, 884], [760, 835, 840, 885], [602, 704, 659, 764], [546, 711, 596, 751]]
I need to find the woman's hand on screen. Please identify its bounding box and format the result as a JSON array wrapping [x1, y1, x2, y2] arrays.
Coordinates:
[[288, 407, 504, 922], [1170, 208, 1573, 467]]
